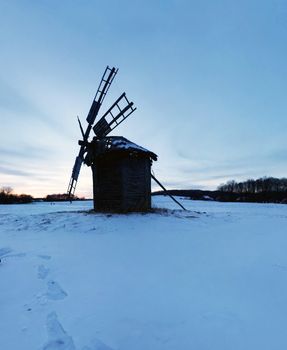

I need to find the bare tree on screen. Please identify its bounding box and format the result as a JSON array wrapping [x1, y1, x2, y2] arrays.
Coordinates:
[[0, 186, 13, 195], [217, 177, 287, 193]]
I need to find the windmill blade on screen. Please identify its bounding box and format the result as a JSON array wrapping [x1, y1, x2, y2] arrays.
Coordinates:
[[93, 93, 136, 138], [86, 66, 118, 126], [71, 156, 83, 182], [67, 66, 118, 198], [84, 66, 118, 139], [77, 116, 85, 139], [67, 156, 82, 198]]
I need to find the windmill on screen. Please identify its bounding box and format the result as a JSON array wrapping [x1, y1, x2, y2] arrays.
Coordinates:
[[67, 66, 186, 212]]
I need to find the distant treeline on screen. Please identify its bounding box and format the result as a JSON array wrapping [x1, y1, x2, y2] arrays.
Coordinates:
[[153, 188, 287, 204], [44, 193, 83, 201], [0, 187, 33, 204], [0, 187, 86, 204], [218, 177, 287, 193], [153, 177, 287, 204]]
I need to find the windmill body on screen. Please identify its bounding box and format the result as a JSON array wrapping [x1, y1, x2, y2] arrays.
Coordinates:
[[85, 136, 157, 212], [67, 66, 158, 212]]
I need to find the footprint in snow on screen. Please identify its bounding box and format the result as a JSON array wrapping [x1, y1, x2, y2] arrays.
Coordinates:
[[0, 247, 13, 257], [0, 247, 26, 262], [38, 254, 52, 260], [43, 312, 76, 350], [38, 264, 50, 279], [3, 252, 26, 258], [46, 280, 68, 300], [82, 339, 114, 350]]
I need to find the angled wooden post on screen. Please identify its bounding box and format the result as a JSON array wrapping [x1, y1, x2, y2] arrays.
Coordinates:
[[151, 174, 187, 211]]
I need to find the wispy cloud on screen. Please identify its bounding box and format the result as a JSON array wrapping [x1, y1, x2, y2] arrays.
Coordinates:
[[0, 145, 53, 160], [0, 78, 41, 116], [0, 77, 73, 139], [0, 165, 32, 177]]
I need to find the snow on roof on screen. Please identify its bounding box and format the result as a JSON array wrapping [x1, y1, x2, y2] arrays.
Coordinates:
[[105, 136, 158, 160]]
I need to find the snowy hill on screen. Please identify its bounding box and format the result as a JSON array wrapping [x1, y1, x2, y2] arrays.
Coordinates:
[[1, 197, 287, 350]]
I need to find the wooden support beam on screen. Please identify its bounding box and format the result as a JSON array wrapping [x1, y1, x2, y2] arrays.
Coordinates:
[[151, 174, 187, 211]]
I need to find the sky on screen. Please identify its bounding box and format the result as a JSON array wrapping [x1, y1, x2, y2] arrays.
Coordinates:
[[0, 0, 287, 198]]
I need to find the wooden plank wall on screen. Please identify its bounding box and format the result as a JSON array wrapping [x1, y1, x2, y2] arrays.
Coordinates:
[[122, 158, 151, 211], [92, 155, 152, 212]]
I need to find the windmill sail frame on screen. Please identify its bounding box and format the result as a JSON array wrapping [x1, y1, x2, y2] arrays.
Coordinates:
[[67, 66, 118, 197]]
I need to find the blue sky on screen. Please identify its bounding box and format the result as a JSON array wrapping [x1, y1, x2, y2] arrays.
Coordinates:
[[0, 0, 287, 197]]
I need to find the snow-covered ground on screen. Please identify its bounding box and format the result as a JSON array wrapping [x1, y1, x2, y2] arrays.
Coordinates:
[[1, 196, 287, 350]]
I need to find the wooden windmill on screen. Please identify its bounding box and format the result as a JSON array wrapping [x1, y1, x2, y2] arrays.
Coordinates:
[[67, 66, 185, 212]]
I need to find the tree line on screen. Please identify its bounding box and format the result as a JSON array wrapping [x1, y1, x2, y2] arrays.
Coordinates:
[[0, 186, 84, 204], [44, 193, 80, 201], [0, 186, 33, 204], [218, 177, 287, 193]]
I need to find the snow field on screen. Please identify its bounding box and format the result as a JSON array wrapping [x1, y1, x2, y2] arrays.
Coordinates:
[[1, 197, 287, 349]]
